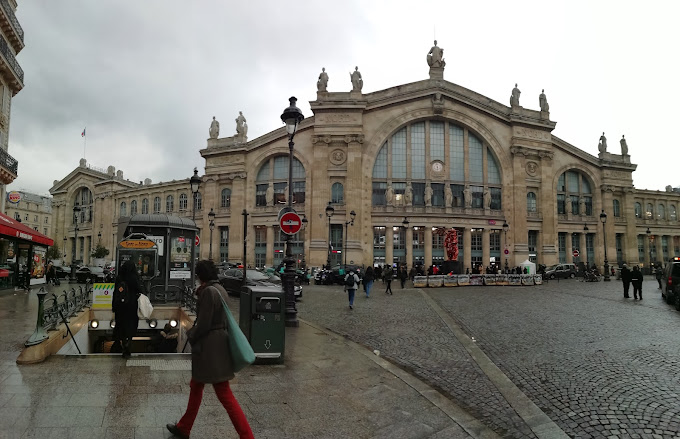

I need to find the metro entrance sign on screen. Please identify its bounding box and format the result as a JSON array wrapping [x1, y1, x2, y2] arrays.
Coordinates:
[[279, 211, 302, 235]]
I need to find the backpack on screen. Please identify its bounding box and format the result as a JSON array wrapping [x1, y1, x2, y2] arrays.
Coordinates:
[[345, 273, 356, 288]]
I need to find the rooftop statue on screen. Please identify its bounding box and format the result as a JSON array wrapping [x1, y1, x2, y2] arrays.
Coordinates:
[[209, 116, 219, 139], [598, 132, 607, 153], [427, 40, 446, 68], [236, 111, 248, 138], [539, 89, 549, 112], [620, 135, 628, 155], [510, 84, 521, 107], [350, 66, 363, 92], [317, 67, 329, 92]]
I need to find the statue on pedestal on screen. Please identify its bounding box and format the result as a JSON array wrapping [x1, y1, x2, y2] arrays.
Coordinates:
[[424, 185, 433, 207], [317, 67, 329, 92], [510, 84, 521, 107], [579, 196, 586, 215], [350, 66, 363, 92], [427, 40, 445, 68], [565, 196, 572, 214], [265, 184, 274, 207], [539, 89, 549, 112], [598, 132, 607, 153], [385, 184, 394, 206], [444, 185, 453, 207], [209, 116, 219, 139], [620, 135, 628, 155], [483, 188, 491, 209], [463, 185, 472, 208], [404, 183, 413, 206], [236, 111, 248, 139]]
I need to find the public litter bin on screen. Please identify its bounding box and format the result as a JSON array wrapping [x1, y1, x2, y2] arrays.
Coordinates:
[[239, 286, 285, 364]]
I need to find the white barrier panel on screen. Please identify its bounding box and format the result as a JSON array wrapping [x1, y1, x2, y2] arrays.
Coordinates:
[[483, 275, 496, 286], [457, 274, 470, 286], [443, 275, 458, 287], [413, 276, 428, 288], [508, 275, 522, 286], [534, 275, 543, 285], [496, 274, 509, 286], [521, 274, 534, 285], [469, 275, 483, 286], [428, 275, 444, 287]]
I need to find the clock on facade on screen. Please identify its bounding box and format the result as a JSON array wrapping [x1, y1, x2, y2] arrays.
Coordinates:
[[431, 161, 444, 173]]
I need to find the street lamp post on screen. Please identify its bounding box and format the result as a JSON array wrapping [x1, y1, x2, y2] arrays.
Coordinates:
[[280, 96, 304, 327], [503, 220, 509, 273], [583, 224, 589, 269], [63, 236, 67, 264], [402, 217, 410, 269], [325, 202, 334, 269], [600, 210, 610, 281], [190, 168, 201, 222], [344, 211, 356, 272], [301, 216, 308, 267], [208, 208, 216, 261], [646, 227, 653, 273], [71, 203, 81, 283]]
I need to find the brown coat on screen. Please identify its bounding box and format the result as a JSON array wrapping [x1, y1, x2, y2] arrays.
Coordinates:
[[187, 281, 234, 383]]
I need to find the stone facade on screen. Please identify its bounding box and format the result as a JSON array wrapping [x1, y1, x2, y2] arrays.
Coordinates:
[[3, 190, 53, 238], [50, 62, 680, 272]]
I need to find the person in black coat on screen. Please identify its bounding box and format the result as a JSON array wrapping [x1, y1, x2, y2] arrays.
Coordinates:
[[112, 261, 141, 358], [620, 264, 631, 298], [655, 265, 664, 289], [630, 265, 643, 300]]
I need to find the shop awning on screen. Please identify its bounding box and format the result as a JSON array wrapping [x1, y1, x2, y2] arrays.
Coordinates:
[[0, 212, 54, 246]]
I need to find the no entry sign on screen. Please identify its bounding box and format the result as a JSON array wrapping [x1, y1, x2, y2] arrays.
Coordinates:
[[279, 211, 302, 235], [572, 249, 580, 258]]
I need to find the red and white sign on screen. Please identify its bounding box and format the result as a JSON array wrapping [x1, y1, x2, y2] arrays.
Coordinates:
[[0, 212, 53, 246], [195, 235, 200, 246], [279, 212, 302, 235], [572, 249, 580, 258], [504, 249, 510, 255]]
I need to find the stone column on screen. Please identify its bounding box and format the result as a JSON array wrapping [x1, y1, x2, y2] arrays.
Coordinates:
[[266, 225, 275, 267], [246, 224, 256, 268], [424, 227, 433, 268], [463, 228, 471, 272], [405, 227, 413, 270], [385, 226, 394, 268], [579, 233, 586, 267], [539, 156, 557, 265], [482, 229, 490, 268], [655, 235, 663, 264], [622, 189, 639, 265]]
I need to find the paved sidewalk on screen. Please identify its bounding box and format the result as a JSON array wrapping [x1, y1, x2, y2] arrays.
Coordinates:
[[0, 285, 493, 438]]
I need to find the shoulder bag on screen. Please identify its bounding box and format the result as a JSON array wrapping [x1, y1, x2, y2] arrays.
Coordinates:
[[137, 293, 154, 319], [216, 290, 256, 372]]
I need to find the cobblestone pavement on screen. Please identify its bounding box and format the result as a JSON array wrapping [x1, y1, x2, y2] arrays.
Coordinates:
[[298, 278, 680, 439]]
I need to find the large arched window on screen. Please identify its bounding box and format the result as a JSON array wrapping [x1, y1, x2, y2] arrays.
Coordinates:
[[130, 200, 138, 216], [153, 197, 161, 214], [527, 192, 537, 213], [166, 195, 174, 213], [556, 170, 592, 215], [141, 198, 149, 214], [371, 121, 502, 208], [120, 201, 127, 217], [221, 189, 232, 208], [670, 205, 677, 221], [331, 182, 344, 204], [646, 203, 654, 219], [179, 193, 188, 211], [613, 199, 621, 217], [74, 187, 93, 223], [635, 202, 642, 218], [658, 203, 666, 220], [255, 156, 306, 206]]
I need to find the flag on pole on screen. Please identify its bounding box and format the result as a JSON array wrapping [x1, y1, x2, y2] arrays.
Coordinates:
[[81, 128, 86, 137]]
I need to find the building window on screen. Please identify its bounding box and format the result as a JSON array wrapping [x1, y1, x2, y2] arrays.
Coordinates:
[[613, 199, 621, 217], [33, 215, 38, 222], [153, 197, 161, 214], [24, 214, 28, 221], [371, 121, 502, 206], [635, 202, 642, 218], [330, 224, 343, 266], [256, 184, 267, 207], [195, 192, 202, 211], [120, 202, 127, 217], [166, 195, 174, 213], [658, 203, 666, 220], [662, 236, 669, 260], [646, 203, 653, 219], [373, 226, 386, 267], [615, 234, 623, 263], [527, 192, 537, 212], [671, 205, 677, 221], [254, 227, 266, 268], [255, 156, 306, 207], [75, 187, 93, 224], [44, 228, 47, 235], [331, 183, 344, 204], [179, 193, 188, 211], [219, 227, 229, 262], [558, 233, 566, 263], [221, 189, 231, 208], [44, 217, 48, 224], [130, 200, 137, 216], [141, 198, 149, 214], [637, 235, 645, 262], [556, 170, 592, 216]]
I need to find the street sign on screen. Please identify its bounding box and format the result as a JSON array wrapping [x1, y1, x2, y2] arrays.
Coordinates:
[[119, 239, 156, 249], [195, 235, 200, 246], [504, 249, 509, 255], [573, 249, 580, 258], [279, 211, 302, 235]]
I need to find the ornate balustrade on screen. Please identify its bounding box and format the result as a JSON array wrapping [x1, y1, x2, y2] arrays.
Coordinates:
[[0, 31, 22, 84], [0, 0, 23, 44]]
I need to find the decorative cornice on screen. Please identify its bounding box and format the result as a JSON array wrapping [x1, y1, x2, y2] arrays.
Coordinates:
[[510, 146, 553, 160], [343, 134, 364, 145], [311, 135, 331, 145], [601, 184, 615, 193]]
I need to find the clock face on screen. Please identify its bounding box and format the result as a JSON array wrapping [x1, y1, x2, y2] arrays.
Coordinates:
[[432, 162, 443, 173]]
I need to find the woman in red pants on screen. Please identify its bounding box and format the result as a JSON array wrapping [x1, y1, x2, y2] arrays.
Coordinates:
[[167, 260, 254, 439]]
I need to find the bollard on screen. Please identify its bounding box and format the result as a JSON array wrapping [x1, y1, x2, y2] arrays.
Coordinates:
[[25, 288, 49, 346]]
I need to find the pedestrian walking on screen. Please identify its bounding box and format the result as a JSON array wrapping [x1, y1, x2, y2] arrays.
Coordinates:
[[363, 266, 374, 298], [112, 261, 141, 358], [409, 266, 416, 282], [375, 265, 383, 283], [631, 265, 643, 300], [620, 264, 631, 298], [167, 260, 254, 439], [383, 265, 394, 295], [344, 269, 359, 309], [399, 265, 407, 288], [655, 265, 663, 289]]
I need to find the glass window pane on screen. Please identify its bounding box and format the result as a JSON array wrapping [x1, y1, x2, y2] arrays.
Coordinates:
[[331, 182, 344, 204], [221, 189, 231, 208], [581, 178, 591, 194], [487, 149, 501, 184], [527, 192, 537, 212], [431, 183, 444, 207], [292, 158, 305, 179], [256, 161, 270, 181], [471, 185, 483, 208], [392, 128, 406, 179], [567, 171, 579, 193], [557, 173, 566, 191], [490, 188, 502, 210], [372, 182, 386, 206], [273, 156, 287, 180], [412, 182, 425, 206], [430, 121, 444, 162], [451, 184, 464, 207], [373, 143, 387, 179], [411, 122, 425, 180], [469, 134, 483, 183], [449, 125, 464, 181]]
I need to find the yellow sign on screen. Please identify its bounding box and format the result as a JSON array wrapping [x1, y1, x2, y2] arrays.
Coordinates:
[[119, 240, 156, 249], [91, 283, 115, 309]]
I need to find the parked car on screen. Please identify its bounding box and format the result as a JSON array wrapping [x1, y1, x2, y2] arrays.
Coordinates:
[[75, 266, 107, 283], [662, 257, 680, 309], [54, 266, 71, 279], [544, 263, 577, 279], [264, 272, 303, 299], [218, 268, 280, 296]]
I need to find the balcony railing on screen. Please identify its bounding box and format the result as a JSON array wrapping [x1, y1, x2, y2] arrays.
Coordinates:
[[0, 0, 23, 45], [0, 145, 17, 176], [0, 31, 22, 85]]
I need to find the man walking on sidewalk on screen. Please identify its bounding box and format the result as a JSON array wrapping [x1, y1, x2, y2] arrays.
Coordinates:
[[383, 265, 394, 295], [621, 264, 631, 298]]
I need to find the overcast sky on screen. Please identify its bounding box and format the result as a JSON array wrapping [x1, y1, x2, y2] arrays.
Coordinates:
[[7, 0, 680, 197]]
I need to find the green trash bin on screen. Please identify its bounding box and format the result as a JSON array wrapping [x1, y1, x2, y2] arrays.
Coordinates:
[[239, 286, 285, 364]]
